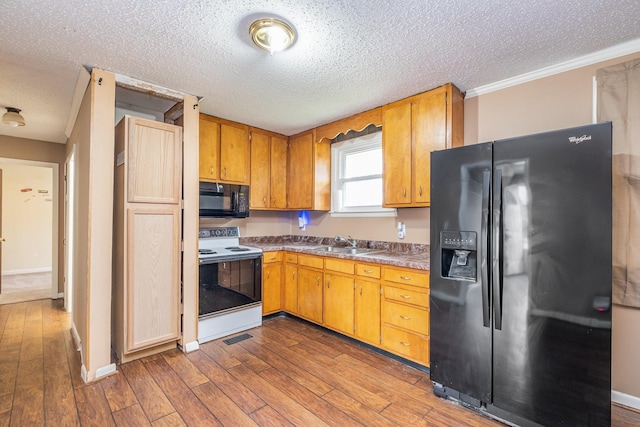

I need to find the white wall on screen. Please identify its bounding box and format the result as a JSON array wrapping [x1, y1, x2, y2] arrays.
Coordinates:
[[1, 162, 52, 274]]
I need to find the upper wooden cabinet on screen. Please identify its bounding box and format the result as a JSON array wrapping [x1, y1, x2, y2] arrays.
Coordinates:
[[249, 128, 288, 210], [117, 116, 182, 204], [199, 114, 250, 185], [382, 83, 464, 207], [287, 129, 331, 210]]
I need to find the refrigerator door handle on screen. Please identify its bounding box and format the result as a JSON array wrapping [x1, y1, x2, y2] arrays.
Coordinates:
[[492, 168, 503, 330], [481, 170, 491, 328]]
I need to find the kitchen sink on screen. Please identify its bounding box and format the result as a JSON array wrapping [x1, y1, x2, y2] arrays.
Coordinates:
[[311, 246, 384, 255]]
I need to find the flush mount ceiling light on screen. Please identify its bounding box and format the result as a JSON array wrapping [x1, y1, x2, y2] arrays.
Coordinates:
[[2, 107, 26, 127], [249, 18, 295, 54]]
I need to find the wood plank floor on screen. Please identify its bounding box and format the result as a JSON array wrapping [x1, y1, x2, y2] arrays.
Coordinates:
[[0, 299, 638, 426]]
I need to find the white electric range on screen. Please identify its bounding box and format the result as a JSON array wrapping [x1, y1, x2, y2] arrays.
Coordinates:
[[198, 226, 263, 343]]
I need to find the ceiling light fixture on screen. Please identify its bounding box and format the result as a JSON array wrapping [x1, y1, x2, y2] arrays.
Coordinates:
[[249, 18, 295, 54], [2, 107, 26, 127]]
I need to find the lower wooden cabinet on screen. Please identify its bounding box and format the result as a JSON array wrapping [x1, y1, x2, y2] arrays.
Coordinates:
[[355, 279, 381, 346], [381, 324, 430, 363], [283, 263, 298, 314], [262, 251, 283, 315], [381, 267, 430, 366], [324, 273, 355, 335], [297, 266, 324, 323], [264, 250, 429, 367]]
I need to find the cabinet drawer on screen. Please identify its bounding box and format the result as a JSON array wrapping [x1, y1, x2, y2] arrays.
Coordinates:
[[325, 258, 355, 275], [384, 285, 429, 308], [356, 264, 381, 279], [382, 300, 429, 335], [382, 324, 429, 365], [285, 253, 298, 263], [298, 254, 324, 269], [384, 267, 429, 288], [263, 251, 282, 263]]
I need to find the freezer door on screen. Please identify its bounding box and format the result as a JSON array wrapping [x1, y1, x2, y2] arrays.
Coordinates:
[[430, 142, 493, 403], [490, 123, 612, 426]]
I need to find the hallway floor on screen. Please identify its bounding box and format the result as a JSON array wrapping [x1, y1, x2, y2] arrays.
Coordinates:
[[0, 272, 52, 305]]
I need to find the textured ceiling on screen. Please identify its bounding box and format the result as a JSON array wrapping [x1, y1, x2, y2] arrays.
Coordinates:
[[1, 0, 639, 144]]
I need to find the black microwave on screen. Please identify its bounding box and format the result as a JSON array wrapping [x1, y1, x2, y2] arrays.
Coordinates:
[[199, 182, 250, 218]]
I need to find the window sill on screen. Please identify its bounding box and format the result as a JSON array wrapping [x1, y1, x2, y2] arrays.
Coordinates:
[[329, 209, 397, 218]]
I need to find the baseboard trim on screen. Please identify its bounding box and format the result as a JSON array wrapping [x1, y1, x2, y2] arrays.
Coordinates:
[[81, 364, 88, 383], [95, 363, 117, 379], [1, 268, 52, 276], [80, 362, 116, 383], [183, 340, 200, 353], [612, 390, 640, 411]]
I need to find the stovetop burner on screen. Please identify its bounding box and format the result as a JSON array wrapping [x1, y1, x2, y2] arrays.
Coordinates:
[[198, 226, 262, 260]]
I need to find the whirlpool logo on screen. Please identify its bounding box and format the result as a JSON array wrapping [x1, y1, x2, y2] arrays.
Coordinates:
[[568, 134, 592, 144]]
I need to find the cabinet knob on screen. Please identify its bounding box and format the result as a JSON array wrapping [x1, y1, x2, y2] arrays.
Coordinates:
[[210, 166, 213, 175], [419, 186, 423, 196], [399, 294, 411, 299], [327, 279, 331, 288], [403, 188, 407, 198], [266, 271, 270, 279], [400, 276, 412, 281], [360, 286, 363, 296], [263, 197, 267, 204], [363, 269, 373, 273], [223, 167, 227, 177], [400, 341, 411, 347], [400, 315, 412, 320]]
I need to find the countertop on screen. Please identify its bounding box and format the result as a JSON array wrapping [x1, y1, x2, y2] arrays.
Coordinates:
[[241, 236, 430, 271]]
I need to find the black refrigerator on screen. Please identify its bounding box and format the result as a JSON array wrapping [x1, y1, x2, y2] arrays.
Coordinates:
[[429, 122, 612, 427]]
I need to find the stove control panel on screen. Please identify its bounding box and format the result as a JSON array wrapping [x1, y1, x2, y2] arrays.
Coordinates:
[[199, 226, 240, 239]]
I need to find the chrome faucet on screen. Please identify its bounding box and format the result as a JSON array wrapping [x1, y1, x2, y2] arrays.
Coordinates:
[[335, 235, 357, 248]]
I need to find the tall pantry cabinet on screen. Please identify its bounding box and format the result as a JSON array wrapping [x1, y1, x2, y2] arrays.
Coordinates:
[[112, 115, 183, 363]]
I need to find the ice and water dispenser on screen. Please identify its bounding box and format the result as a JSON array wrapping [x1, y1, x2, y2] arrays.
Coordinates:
[[440, 231, 477, 281]]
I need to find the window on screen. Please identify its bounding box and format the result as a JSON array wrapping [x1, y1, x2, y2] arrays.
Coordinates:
[[330, 128, 396, 217]]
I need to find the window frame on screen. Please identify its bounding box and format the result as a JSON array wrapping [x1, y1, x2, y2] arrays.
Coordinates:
[[330, 130, 397, 218]]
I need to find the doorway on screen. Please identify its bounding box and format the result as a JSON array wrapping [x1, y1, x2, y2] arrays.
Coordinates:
[[0, 158, 59, 305]]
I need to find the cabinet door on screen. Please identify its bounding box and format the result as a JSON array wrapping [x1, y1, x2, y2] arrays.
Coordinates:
[[324, 273, 355, 336], [287, 131, 313, 209], [262, 263, 282, 315], [127, 117, 182, 204], [412, 89, 447, 205], [220, 123, 249, 184], [250, 131, 271, 209], [297, 267, 323, 323], [382, 102, 412, 206], [355, 279, 381, 345], [199, 116, 220, 181], [127, 206, 180, 352], [283, 263, 298, 314], [270, 136, 288, 209]]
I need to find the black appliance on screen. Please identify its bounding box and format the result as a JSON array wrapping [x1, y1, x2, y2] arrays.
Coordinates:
[[199, 182, 250, 218], [429, 123, 612, 427]]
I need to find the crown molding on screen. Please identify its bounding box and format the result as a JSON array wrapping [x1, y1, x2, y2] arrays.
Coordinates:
[[466, 38, 640, 98]]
